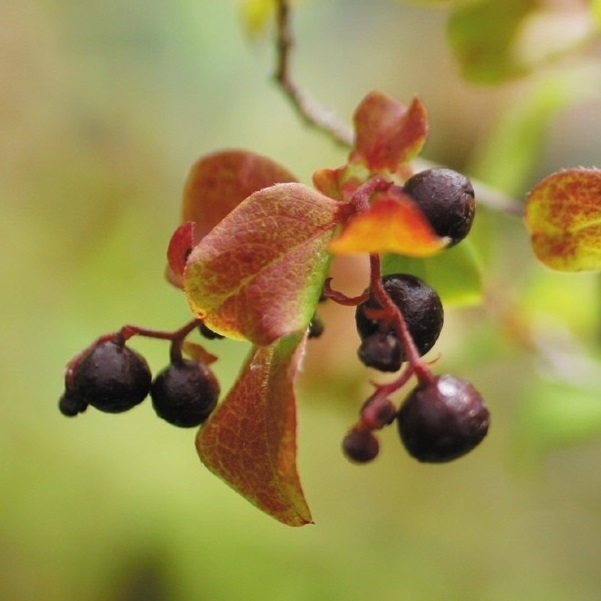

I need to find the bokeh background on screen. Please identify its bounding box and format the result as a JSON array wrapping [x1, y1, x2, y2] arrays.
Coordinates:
[[2, 0, 601, 599]]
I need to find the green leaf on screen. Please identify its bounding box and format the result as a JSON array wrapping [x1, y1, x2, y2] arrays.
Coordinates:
[[381, 240, 482, 305], [184, 183, 341, 345], [448, 0, 536, 84], [525, 168, 601, 272], [196, 332, 312, 527], [471, 67, 601, 195]]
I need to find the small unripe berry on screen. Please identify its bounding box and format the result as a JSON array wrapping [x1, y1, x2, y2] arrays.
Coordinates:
[[397, 374, 489, 463], [151, 359, 219, 427], [403, 168, 475, 246], [71, 341, 152, 413], [355, 274, 443, 371], [342, 429, 380, 463], [58, 391, 88, 417], [357, 332, 402, 373], [307, 314, 324, 339]]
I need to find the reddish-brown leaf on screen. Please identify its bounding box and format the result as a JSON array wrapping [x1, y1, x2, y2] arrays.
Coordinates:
[[182, 149, 297, 237], [350, 92, 428, 174], [184, 183, 343, 345], [525, 168, 601, 271], [329, 191, 447, 256], [196, 332, 312, 527]]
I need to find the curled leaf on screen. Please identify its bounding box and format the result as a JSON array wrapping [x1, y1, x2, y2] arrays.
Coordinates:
[[184, 183, 342, 345], [328, 192, 447, 257], [196, 332, 312, 527], [525, 168, 601, 271], [350, 92, 428, 174]]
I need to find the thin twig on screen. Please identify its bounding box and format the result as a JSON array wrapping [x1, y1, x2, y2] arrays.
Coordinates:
[[273, 0, 353, 147]]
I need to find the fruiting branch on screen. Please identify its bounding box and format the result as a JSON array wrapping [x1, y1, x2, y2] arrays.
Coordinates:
[[272, 0, 522, 217]]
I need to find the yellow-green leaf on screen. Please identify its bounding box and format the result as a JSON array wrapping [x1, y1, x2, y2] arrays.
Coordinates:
[[525, 168, 601, 272]]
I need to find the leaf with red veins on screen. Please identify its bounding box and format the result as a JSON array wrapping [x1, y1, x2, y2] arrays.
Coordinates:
[[196, 332, 312, 527], [329, 190, 448, 256], [525, 168, 601, 271], [350, 92, 428, 174], [184, 183, 343, 345], [166, 150, 296, 289]]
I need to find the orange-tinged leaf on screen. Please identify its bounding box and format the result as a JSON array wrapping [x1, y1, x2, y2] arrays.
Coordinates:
[[350, 92, 428, 174], [525, 168, 601, 271], [196, 332, 312, 527], [184, 183, 342, 345], [312, 163, 370, 202], [182, 149, 297, 238], [329, 194, 448, 256]]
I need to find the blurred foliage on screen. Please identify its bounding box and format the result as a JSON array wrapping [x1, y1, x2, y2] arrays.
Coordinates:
[[2, 0, 601, 600]]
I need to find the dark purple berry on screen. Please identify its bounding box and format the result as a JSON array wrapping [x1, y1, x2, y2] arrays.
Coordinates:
[[397, 374, 489, 463], [151, 359, 219, 427], [355, 274, 443, 371], [342, 429, 380, 463], [403, 168, 475, 246], [71, 341, 151, 413]]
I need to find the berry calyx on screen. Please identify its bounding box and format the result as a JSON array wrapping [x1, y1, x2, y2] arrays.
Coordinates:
[[403, 168, 475, 246], [397, 374, 489, 463], [151, 359, 220, 427], [69, 340, 152, 413], [342, 429, 380, 463], [355, 273, 443, 372]]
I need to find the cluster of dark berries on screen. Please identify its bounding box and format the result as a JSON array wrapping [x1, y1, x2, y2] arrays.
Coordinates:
[[343, 168, 490, 464], [59, 335, 219, 428]]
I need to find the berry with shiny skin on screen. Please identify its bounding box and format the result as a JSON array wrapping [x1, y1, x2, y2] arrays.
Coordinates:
[[397, 374, 489, 463], [151, 359, 219, 427], [70, 340, 152, 413], [403, 168, 475, 246], [355, 274, 443, 372], [342, 429, 380, 463]]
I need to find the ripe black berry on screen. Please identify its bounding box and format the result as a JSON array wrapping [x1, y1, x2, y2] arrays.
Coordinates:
[[342, 429, 380, 463], [70, 341, 152, 413], [355, 274, 443, 372], [151, 359, 219, 427], [403, 168, 475, 246], [397, 374, 489, 463]]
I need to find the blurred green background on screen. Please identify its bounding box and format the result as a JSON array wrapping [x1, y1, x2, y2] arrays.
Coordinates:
[[2, 0, 601, 600]]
